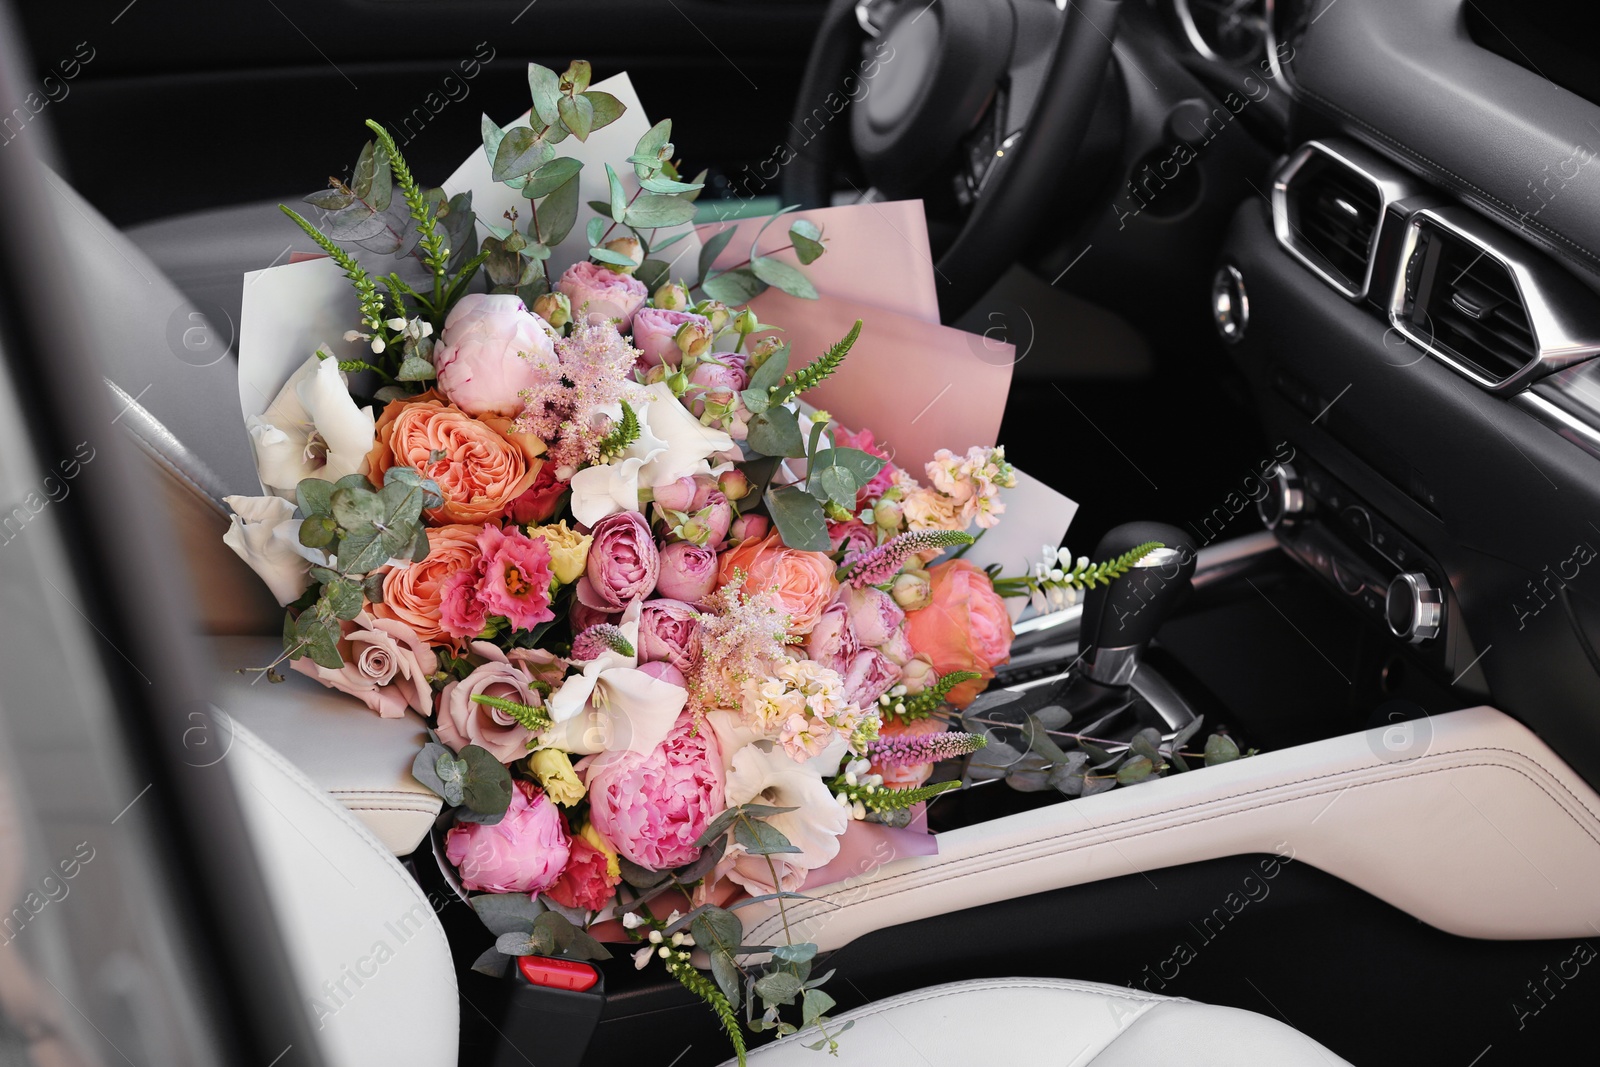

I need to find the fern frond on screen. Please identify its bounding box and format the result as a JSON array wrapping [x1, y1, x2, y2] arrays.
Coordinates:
[[596, 401, 640, 460], [771, 319, 861, 403]]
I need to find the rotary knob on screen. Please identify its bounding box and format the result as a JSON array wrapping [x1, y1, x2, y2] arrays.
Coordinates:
[[1257, 462, 1305, 530], [1386, 572, 1443, 643]]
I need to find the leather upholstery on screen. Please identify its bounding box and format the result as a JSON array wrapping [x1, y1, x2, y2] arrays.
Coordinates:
[[741, 706, 1600, 950], [226, 715, 456, 1067], [1294, 0, 1600, 281], [209, 636, 443, 856], [724, 978, 1350, 1065]]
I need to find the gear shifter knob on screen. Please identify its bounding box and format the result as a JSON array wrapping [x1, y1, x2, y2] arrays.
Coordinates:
[[1078, 521, 1197, 685]]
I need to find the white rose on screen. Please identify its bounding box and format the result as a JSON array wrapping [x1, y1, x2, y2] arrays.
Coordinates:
[[246, 354, 376, 498]]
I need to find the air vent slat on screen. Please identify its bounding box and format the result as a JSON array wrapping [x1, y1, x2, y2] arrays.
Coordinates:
[[1277, 148, 1383, 296], [1404, 220, 1537, 387]]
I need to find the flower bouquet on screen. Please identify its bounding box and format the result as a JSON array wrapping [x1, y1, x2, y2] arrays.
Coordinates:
[[221, 61, 1132, 1062]]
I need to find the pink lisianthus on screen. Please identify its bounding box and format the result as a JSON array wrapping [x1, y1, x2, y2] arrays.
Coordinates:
[[475, 525, 556, 631], [804, 600, 859, 675], [638, 598, 704, 674], [436, 641, 550, 762], [557, 262, 648, 330], [656, 541, 719, 602], [445, 780, 570, 893], [433, 293, 556, 418], [545, 833, 620, 911], [577, 511, 659, 610], [631, 308, 711, 368], [581, 711, 724, 872], [831, 425, 898, 505], [843, 647, 901, 707], [840, 585, 904, 647], [291, 613, 437, 719]]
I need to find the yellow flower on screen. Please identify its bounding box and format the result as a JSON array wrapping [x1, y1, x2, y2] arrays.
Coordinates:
[[533, 520, 592, 585], [580, 821, 622, 880], [529, 748, 585, 807]]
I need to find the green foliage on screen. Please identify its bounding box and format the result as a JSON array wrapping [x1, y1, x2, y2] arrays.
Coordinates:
[[765, 485, 831, 551], [832, 778, 961, 812], [668, 956, 747, 1067], [366, 120, 449, 279], [595, 400, 640, 459], [279, 206, 385, 330], [469, 693, 552, 734], [410, 741, 514, 820], [770, 319, 861, 404], [895, 671, 985, 719]]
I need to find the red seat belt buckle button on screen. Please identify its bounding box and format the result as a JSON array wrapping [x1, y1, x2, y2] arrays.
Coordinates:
[[517, 955, 600, 992]]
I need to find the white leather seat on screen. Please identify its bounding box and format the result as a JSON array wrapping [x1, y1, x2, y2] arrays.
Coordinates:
[[225, 714, 457, 1067], [727, 978, 1350, 1066]]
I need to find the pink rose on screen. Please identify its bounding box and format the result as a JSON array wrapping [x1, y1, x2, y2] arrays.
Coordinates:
[[653, 475, 698, 513], [506, 463, 569, 526], [638, 598, 703, 674], [830, 425, 898, 505], [433, 293, 556, 418], [685, 355, 749, 419], [292, 613, 437, 719], [444, 781, 570, 893], [716, 531, 839, 636], [656, 541, 719, 602], [828, 519, 877, 560], [840, 585, 904, 646], [632, 308, 711, 368], [545, 834, 620, 911], [582, 711, 725, 871], [843, 647, 901, 707], [804, 600, 859, 675], [557, 262, 648, 330], [576, 511, 659, 610], [436, 641, 549, 762]]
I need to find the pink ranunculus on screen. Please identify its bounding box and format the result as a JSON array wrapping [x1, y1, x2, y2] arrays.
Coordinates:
[[828, 519, 877, 560], [831, 425, 898, 505], [840, 584, 904, 647], [684, 355, 749, 419], [582, 711, 724, 872], [545, 833, 620, 911], [433, 293, 556, 418], [576, 511, 659, 610], [638, 598, 703, 674], [292, 613, 437, 719], [557, 262, 648, 331], [475, 524, 556, 632], [844, 647, 901, 707], [804, 600, 859, 675], [729, 514, 769, 543], [444, 780, 570, 893], [656, 541, 720, 602], [436, 641, 548, 762], [632, 308, 711, 368]]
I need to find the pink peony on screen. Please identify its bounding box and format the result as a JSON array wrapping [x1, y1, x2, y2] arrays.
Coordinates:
[[840, 585, 904, 647], [577, 511, 659, 610], [436, 641, 549, 762], [637, 660, 687, 687], [433, 293, 556, 418], [653, 476, 698, 513], [804, 600, 859, 675], [843, 647, 901, 707], [444, 781, 570, 893], [638, 598, 703, 674], [831, 425, 899, 506], [684, 354, 749, 419], [631, 308, 711, 368], [475, 525, 556, 631], [291, 613, 437, 719], [656, 541, 719, 602], [557, 262, 648, 330], [879, 624, 916, 667], [582, 711, 724, 871]]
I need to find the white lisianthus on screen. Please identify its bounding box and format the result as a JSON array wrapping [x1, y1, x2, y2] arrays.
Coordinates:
[[221, 495, 313, 605], [540, 602, 686, 755], [568, 382, 733, 527], [246, 354, 376, 498], [716, 741, 851, 894]]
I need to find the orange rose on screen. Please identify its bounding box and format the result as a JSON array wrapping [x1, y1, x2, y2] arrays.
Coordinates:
[[367, 391, 542, 524], [371, 524, 482, 646], [903, 559, 1012, 707], [869, 715, 945, 788], [716, 531, 838, 635]]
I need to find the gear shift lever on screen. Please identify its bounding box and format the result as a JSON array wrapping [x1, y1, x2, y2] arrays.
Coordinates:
[[1078, 521, 1197, 685]]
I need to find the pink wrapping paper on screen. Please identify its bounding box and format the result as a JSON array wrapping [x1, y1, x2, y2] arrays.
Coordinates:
[[801, 807, 938, 891]]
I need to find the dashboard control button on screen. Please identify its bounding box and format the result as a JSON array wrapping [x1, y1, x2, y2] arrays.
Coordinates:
[[1212, 265, 1249, 343], [1340, 504, 1373, 544], [1257, 462, 1305, 529], [1386, 572, 1443, 643]]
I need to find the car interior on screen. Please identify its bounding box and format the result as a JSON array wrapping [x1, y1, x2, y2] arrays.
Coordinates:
[[5, 0, 1600, 1063]]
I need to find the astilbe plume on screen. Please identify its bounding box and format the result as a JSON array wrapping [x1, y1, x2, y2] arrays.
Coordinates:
[[686, 572, 794, 713], [866, 729, 987, 768], [840, 529, 974, 588], [514, 318, 638, 472]]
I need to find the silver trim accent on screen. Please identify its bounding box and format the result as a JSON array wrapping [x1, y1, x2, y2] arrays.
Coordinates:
[[1386, 572, 1442, 643], [1514, 389, 1600, 462], [1174, 0, 1266, 64], [1256, 461, 1303, 530], [1387, 206, 1600, 395], [1083, 644, 1142, 686], [1271, 139, 1417, 301]]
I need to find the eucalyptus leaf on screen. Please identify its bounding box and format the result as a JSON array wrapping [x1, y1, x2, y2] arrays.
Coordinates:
[[789, 218, 824, 264], [733, 817, 801, 856], [493, 127, 553, 182], [747, 405, 806, 458], [324, 579, 363, 621], [527, 64, 561, 127], [557, 93, 594, 141], [1129, 727, 1163, 762], [586, 216, 607, 248], [1171, 714, 1205, 751], [471, 892, 545, 937], [303, 188, 355, 212], [539, 174, 581, 245], [432, 749, 468, 807], [701, 266, 765, 305], [606, 164, 628, 222], [808, 447, 884, 491], [810, 464, 857, 509], [636, 258, 669, 292], [1204, 733, 1241, 765], [710, 949, 742, 1008], [689, 907, 743, 958], [750, 255, 818, 299], [522, 157, 583, 200], [583, 89, 626, 133], [697, 225, 737, 283], [471, 946, 510, 978], [410, 741, 454, 800], [632, 119, 672, 177], [589, 246, 639, 267], [459, 744, 514, 816], [745, 344, 790, 394], [755, 971, 804, 1007], [766, 485, 831, 551], [802, 988, 836, 1027], [298, 516, 337, 550], [641, 173, 704, 194], [625, 193, 697, 228], [1116, 756, 1155, 784]]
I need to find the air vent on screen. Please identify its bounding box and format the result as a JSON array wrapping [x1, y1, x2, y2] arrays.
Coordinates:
[[1389, 207, 1600, 394], [1272, 141, 1409, 300]]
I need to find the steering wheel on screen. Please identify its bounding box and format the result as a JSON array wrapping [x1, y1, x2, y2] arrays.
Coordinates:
[[785, 0, 1123, 322]]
